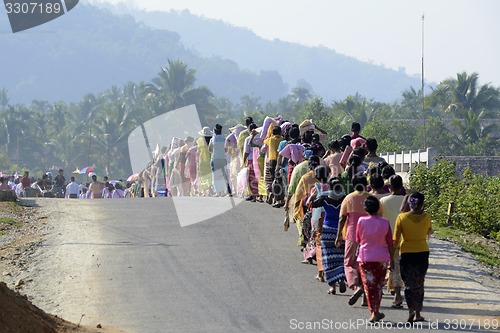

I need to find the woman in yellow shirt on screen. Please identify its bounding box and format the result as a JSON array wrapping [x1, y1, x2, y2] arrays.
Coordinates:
[[393, 192, 433, 323]]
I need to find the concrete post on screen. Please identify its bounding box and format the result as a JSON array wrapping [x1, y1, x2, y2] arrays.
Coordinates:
[[427, 147, 437, 167]]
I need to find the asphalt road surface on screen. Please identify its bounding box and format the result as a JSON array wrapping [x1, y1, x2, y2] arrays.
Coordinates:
[[20, 198, 499, 333]]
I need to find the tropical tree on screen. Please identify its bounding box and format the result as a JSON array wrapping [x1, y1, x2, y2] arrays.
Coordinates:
[[0, 105, 39, 169], [144, 59, 214, 115], [91, 100, 140, 176], [332, 93, 379, 128], [428, 72, 500, 149], [0, 88, 9, 110]]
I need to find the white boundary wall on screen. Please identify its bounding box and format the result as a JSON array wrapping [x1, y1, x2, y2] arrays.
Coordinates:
[[380, 147, 437, 173]]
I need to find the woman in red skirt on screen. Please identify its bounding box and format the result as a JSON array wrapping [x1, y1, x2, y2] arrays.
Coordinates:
[[356, 196, 395, 322]]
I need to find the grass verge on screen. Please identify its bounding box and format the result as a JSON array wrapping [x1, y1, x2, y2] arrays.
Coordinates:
[[433, 222, 500, 268], [0, 216, 21, 227]]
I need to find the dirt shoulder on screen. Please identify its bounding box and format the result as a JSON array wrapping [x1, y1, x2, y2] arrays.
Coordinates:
[[0, 200, 123, 333]]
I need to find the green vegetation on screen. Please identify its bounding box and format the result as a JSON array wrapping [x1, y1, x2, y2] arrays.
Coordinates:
[[0, 67, 499, 179], [408, 159, 500, 267], [0, 216, 21, 227], [408, 159, 500, 239]]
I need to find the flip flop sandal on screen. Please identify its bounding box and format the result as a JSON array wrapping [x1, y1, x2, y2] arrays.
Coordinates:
[[391, 303, 404, 309], [348, 288, 364, 306], [369, 312, 385, 323], [315, 276, 325, 282]]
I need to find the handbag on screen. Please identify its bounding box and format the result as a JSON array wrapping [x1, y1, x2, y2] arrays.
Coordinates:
[[303, 229, 317, 261], [283, 214, 290, 231], [236, 167, 248, 197]]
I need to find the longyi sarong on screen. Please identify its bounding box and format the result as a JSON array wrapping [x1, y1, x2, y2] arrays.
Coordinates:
[[321, 225, 346, 286], [344, 239, 361, 289], [400, 251, 429, 313], [359, 262, 388, 314]]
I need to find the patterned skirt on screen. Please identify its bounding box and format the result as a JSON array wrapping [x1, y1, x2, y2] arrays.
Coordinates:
[[359, 262, 388, 314], [321, 225, 346, 286]]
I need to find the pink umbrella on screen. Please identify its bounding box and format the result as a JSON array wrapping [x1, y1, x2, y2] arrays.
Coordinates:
[[127, 173, 139, 182]]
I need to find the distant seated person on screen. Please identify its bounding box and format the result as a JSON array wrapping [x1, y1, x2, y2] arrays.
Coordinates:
[[112, 183, 125, 198], [102, 182, 113, 198], [20, 171, 31, 191], [45, 172, 53, 187], [36, 174, 50, 191], [79, 187, 89, 199], [0, 177, 10, 191]]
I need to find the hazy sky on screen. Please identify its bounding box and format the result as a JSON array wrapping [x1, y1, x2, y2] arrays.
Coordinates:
[[87, 0, 499, 87]]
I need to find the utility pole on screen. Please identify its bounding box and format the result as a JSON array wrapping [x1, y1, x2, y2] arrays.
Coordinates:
[[422, 13, 427, 149], [88, 110, 92, 166]]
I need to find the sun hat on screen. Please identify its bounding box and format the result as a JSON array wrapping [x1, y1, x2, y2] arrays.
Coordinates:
[[198, 126, 213, 137]]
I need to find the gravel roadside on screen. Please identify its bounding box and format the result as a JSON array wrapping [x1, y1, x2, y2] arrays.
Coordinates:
[[0, 199, 124, 333]]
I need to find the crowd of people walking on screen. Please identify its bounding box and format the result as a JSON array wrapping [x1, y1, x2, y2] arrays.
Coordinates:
[[0, 116, 433, 323], [134, 116, 432, 323]]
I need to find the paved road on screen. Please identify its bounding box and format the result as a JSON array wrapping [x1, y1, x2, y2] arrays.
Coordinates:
[[22, 199, 500, 333]]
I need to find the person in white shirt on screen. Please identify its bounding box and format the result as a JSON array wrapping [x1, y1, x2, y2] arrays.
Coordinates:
[[379, 175, 406, 308], [102, 182, 113, 198], [65, 177, 80, 198], [112, 183, 125, 198], [79, 187, 89, 199]]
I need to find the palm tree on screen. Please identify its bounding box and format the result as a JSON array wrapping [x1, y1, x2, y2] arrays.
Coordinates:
[[333, 93, 377, 128], [429, 72, 500, 145], [0, 89, 9, 110], [0, 105, 40, 169], [436, 72, 500, 117], [144, 59, 213, 114], [92, 101, 140, 176]]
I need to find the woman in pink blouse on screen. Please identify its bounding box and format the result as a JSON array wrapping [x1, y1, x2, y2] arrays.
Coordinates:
[[356, 196, 395, 322]]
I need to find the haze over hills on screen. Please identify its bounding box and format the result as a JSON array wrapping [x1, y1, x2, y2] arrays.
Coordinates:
[[109, 5, 423, 102], [1, 3, 422, 104]]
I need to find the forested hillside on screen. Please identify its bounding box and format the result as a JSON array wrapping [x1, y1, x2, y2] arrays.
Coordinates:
[[0, 4, 287, 103], [1, 3, 421, 104]]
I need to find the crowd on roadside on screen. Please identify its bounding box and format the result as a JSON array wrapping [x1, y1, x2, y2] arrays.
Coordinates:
[[0, 169, 131, 199]]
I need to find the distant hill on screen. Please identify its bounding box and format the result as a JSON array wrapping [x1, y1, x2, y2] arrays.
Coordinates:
[[0, 3, 421, 105], [0, 4, 287, 104], [102, 4, 423, 103]]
